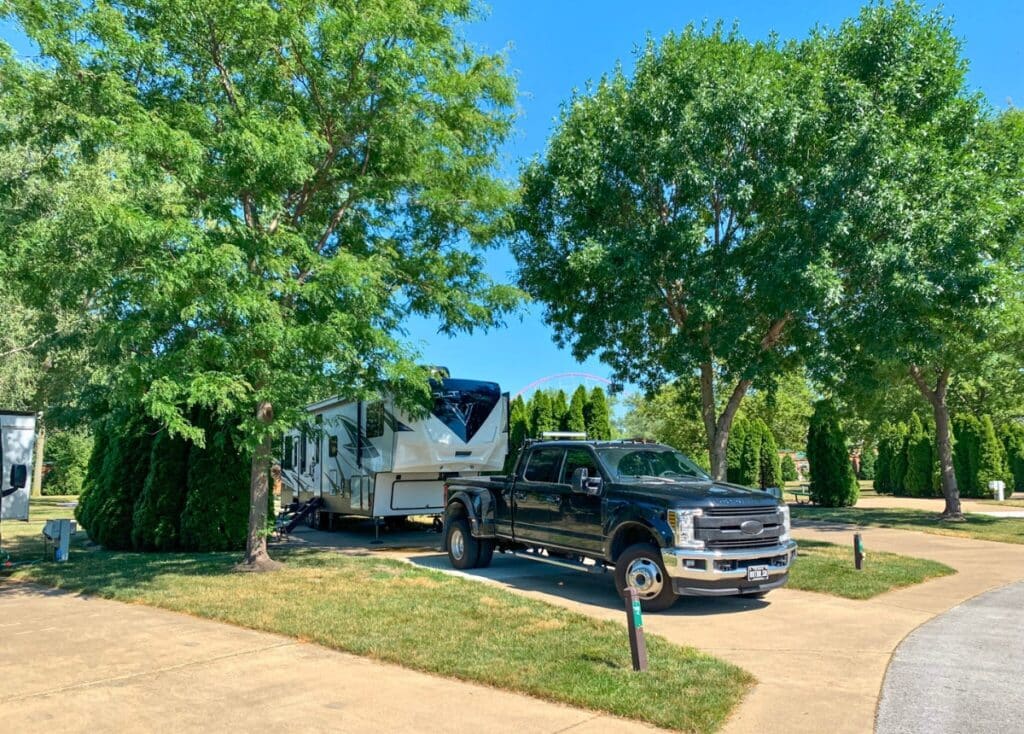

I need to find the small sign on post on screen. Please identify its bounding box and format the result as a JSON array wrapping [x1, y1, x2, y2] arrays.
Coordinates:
[[624, 587, 649, 672], [853, 533, 865, 570]]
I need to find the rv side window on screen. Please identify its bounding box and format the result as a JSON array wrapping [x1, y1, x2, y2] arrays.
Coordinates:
[[523, 448, 565, 483], [282, 436, 293, 470], [328, 435, 338, 458], [366, 401, 384, 439]]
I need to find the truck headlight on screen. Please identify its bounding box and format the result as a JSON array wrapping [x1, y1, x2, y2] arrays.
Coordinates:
[[778, 505, 791, 543], [667, 509, 704, 550]]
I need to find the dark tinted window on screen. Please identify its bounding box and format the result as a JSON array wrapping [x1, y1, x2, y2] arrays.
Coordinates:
[[431, 378, 501, 442], [561, 447, 601, 483], [282, 436, 294, 470], [328, 435, 338, 458], [366, 401, 384, 438], [523, 448, 565, 483]]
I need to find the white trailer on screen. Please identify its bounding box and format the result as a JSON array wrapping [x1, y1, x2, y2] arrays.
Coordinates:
[[280, 376, 508, 525], [0, 411, 36, 521]]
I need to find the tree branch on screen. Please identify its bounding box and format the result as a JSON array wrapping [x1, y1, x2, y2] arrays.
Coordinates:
[[759, 313, 792, 351]]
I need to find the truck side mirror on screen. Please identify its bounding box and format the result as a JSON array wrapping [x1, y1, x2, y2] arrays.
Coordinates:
[[9, 464, 28, 490], [571, 467, 602, 495]]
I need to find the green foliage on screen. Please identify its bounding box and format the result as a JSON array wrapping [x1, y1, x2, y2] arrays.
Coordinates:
[[903, 414, 934, 498], [566, 387, 588, 434], [953, 415, 981, 497], [552, 390, 569, 432], [131, 429, 191, 552], [1000, 423, 1024, 492], [873, 423, 894, 493], [584, 387, 612, 440], [2, 0, 521, 559], [180, 423, 250, 552], [741, 372, 815, 452], [858, 444, 876, 481], [807, 400, 858, 507], [781, 453, 799, 483], [727, 418, 749, 484], [505, 395, 529, 473], [41, 427, 93, 496], [757, 420, 781, 489], [88, 416, 154, 550], [75, 418, 112, 533], [890, 422, 910, 496], [528, 391, 555, 438], [738, 427, 761, 489], [976, 416, 1007, 499]]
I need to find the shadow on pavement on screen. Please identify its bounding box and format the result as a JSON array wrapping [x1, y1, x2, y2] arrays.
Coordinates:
[[409, 552, 771, 617]]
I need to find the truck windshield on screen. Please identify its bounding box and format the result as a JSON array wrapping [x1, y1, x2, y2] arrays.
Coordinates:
[[596, 447, 709, 481]]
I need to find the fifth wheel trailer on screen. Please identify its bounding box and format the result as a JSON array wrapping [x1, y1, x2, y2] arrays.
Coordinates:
[[280, 376, 508, 525], [0, 411, 36, 522]]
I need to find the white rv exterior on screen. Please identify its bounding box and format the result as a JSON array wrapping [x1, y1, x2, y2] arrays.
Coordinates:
[[0, 411, 37, 521], [280, 378, 508, 521]]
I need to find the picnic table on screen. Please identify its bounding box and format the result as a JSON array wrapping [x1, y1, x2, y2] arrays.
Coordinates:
[[786, 485, 812, 504]]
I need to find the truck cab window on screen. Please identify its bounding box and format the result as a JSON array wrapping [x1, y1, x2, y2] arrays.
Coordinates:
[[523, 448, 565, 483], [561, 447, 601, 484]]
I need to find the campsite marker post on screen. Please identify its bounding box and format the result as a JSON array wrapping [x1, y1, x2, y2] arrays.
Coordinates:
[[854, 533, 865, 570], [624, 588, 648, 672]]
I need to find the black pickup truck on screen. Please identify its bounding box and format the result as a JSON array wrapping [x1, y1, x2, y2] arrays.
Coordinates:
[[442, 439, 797, 611]]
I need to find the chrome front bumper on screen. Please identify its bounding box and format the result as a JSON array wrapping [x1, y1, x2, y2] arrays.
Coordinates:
[[661, 540, 798, 582]]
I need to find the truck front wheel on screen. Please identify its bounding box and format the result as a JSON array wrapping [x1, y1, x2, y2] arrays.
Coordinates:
[[446, 515, 482, 570], [615, 543, 678, 612]]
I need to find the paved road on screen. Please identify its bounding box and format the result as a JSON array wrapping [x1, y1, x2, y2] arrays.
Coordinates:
[[876, 580, 1024, 734]]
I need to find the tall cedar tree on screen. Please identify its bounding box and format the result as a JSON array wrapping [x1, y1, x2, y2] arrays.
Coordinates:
[[552, 390, 569, 431], [891, 421, 910, 496], [739, 426, 761, 488], [727, 418, 749, 484], [514, 27, 853, 479], [807, 400, 858, 507], [90, 416, 154, 550], [585, 387, 613, 440], [506, 395, 529, 473], [903, 414, 931, 497], [131, 428, 191, 551], [758, 420, 781, 489], [781, 453, 799, 482], [566, 386, 588, 434], [1000, 423, 1024, 492], [529, 391, 555, 438], [953, 415, 981, 497], [873, 421, 895, 493], [858, 444, 876, 481], [976, 416, 1007, 499], [2, 1, 519, 570], [180, 422, 250, 552], [75, 417, 111, 534]]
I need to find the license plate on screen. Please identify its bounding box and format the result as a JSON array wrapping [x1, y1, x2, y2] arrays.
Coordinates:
[[746, 565, 769, 582]]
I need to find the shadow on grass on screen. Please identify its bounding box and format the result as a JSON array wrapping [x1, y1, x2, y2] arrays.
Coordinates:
[[792, 506, 1024, 544]]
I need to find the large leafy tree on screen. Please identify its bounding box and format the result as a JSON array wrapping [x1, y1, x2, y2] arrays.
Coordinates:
[[514, 26, 854, 479], [1, 1, 519, 568], [818, 3, 1024, 518]]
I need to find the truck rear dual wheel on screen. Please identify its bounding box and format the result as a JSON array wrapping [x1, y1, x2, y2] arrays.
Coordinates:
[[615, 543, 678, 612], [445, 515, 494, 570]]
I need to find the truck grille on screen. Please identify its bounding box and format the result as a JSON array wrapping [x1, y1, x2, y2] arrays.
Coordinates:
[[696, 509, 784, 549]]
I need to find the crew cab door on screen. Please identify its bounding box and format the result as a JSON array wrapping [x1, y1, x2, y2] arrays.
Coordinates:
[[551, 446, 605, 553], [512, 447, 566, 545]]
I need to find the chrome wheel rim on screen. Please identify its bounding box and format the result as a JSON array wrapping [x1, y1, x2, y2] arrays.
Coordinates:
[[450, 527, 465, 561], [625, 557, 664, 599]]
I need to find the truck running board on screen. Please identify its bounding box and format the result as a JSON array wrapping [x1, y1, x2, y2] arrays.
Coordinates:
[[503, 549, 609, 574]]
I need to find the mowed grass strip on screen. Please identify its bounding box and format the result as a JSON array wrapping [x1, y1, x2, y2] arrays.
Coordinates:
[[787, 540, 954, 599], [791, 506, 1024, 545], [11, 544, 752, 733]]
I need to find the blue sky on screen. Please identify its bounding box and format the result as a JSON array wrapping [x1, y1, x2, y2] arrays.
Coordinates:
[[3, 2, 1022, 398]]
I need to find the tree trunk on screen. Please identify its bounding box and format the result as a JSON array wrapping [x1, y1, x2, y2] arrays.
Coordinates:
[[699, 361, 751, 481], [237, 400, 282, 571], [909, 366, 963, 520], [31, 418, 45, 497]]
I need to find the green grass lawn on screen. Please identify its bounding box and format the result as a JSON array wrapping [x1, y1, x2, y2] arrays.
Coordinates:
[[5, 500, 752, 733], [787, 540, 954, 599], [791, 506, 1024, 545]]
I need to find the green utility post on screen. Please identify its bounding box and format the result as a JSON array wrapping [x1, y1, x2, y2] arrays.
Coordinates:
[[854, 533, 865, 570], [624, 588, 648, 672]]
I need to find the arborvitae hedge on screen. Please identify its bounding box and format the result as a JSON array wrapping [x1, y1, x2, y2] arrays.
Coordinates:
[[585, 387, 612, 440], [179, 422, 250, 552], [131, 429, 191, 551], [552, 390, 569, 431], [758, 420, 781, 489], [781, 453, 799, 482], [807, 400, 858, 507], [727, 418, 748, 484], [874, 422, 895, 493], [75, 417, 111, 533], [1001, 423, 1024, 493], [858, 444, 876, 481], [739, 424, 761, 488], [529, 390, 554, 437], [904, 414, 934, 498], [91, 415, 154, 550], [890, 421, 909, 495], [506, 395, 529, 473], [953, 415, 982, 497], [566, 387, 587, 433], [976, 416, 1006, 499]]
